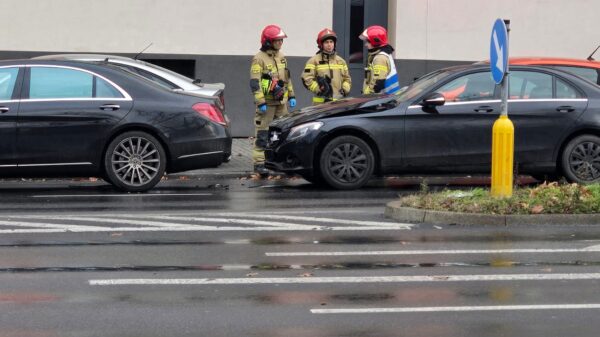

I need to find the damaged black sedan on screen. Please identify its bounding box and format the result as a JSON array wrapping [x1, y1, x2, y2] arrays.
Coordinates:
[[265, 64, 600, 189]]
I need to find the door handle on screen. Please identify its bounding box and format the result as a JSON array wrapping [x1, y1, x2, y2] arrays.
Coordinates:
[[0, 107, 9, 113], [474, 106, 494, 113], [556, 106, 575, 113], [99, 104, 120, 111]]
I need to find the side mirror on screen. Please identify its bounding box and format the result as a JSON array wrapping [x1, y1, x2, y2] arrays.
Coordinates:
[[420, 92, 446, 107]]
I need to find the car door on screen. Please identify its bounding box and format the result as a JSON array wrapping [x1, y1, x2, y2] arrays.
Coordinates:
[[507, 70, 588, 167], [403, 71, 500, 170], [17, 65, 133, 170], [0, 66, 23, 169]]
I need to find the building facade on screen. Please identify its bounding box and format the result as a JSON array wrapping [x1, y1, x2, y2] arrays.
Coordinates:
[[1, 0, 597, 136]]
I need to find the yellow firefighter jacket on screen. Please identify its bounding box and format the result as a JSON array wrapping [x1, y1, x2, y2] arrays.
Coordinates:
[[363, 50, 392, 94], [250, 49, 295, 106], [301, 52, 351, 103]]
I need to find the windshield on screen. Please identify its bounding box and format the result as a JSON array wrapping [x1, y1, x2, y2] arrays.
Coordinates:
[[395, 70, 452, 102], [137, 60, 196, 83]]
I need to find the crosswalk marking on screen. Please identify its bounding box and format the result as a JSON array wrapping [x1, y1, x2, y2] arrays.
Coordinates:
[[0, 212, 413, 233]]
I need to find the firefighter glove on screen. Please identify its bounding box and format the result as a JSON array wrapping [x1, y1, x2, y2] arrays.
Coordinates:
[[258, 103, 267, 114], [317, 76, 332, 98]]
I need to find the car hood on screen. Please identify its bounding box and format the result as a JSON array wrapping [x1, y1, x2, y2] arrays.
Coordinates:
[[271, 94, 398, 130]]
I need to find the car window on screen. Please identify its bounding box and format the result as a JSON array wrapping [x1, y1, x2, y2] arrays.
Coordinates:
[[509, 71, 553, 99], [436, 72, 496, 102], [0, 67, 19, 100], [134, 68, 179, 90], [30, 67, 93, 99], [551, 65, 598, 84], [95, 77, 124, 98], [556, 78, 583, 99], [138, 60, 195, 83], [397, 70, 451, 102]]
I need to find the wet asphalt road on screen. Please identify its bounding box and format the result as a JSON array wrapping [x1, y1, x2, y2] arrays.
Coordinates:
[[1, 176, 600, 337]]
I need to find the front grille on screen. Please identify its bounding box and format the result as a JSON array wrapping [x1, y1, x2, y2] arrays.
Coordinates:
[[267, 127, 287, 148]]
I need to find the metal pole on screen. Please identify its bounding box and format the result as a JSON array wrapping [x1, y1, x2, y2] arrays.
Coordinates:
[[501, 20, 510, 116]]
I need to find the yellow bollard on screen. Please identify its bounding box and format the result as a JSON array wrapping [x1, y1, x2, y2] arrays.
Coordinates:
[[491, 114, 514, 197]]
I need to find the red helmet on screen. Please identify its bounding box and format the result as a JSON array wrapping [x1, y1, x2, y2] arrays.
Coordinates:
[[359, 25, 388, 48], [261, 24, 287, 45], [316, 28, 337, 49]]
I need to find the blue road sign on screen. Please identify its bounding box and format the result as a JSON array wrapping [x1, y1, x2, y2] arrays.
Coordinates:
[[490, 19, 508, 84]]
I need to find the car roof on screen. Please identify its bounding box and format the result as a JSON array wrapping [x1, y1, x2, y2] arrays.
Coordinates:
[[33, 53, 134, 62], [477, 57, 600, 69], [509, 57, 600, 68]]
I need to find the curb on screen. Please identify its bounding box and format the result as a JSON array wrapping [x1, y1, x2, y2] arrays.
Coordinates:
[[384, 200, 600, 226]]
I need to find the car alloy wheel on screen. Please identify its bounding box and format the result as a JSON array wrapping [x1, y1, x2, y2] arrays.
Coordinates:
[[319, 135, 375, 190], [562, 135, 600, 183], [104, 131, 166, 192]]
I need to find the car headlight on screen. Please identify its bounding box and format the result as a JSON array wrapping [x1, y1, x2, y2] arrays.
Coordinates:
[[287, 122, 323, 141]]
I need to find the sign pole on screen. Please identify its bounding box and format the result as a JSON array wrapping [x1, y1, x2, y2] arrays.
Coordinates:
[[490, 19, 514, 198]]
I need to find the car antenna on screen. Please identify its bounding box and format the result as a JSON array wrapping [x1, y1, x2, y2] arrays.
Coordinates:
[[587, 44, 600, 61], [134, 43, 153, 60]]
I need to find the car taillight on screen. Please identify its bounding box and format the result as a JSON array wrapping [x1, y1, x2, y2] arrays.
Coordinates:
[[192, 103, 227, 125]]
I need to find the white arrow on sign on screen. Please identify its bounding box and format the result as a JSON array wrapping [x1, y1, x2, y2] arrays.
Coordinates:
[[493, 30, 504, 72]]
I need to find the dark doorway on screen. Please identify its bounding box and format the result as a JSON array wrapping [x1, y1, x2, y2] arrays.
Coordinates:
[[141, 59, 196, 79], [333, 0, 388, 96]]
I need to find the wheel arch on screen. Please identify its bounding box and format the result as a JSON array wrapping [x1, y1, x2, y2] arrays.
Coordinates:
[[556, 128, 600, 173], [101, 125, 173, 175]]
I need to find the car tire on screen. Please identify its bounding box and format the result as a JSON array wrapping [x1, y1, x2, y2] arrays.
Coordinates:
[[319, 135, 375, 190], [561, 134, 600, 184], [104, 131, 166, 192]]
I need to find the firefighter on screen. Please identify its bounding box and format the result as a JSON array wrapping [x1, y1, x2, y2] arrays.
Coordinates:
[[249, 24, 296, 176], [359, 25, 400, 95], [301, 28, 351, 105]]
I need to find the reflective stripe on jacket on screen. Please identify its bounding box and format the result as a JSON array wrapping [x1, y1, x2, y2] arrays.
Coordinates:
[[363, 50, 399, 94], [301, 52, 351, 103]]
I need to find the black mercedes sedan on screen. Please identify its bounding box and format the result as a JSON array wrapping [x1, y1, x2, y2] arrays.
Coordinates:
[[0, 60, 231, 192], [265, 64, 600, 189]]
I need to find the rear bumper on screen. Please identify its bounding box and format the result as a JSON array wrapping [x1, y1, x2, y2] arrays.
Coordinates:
[[169, 136, 232, 173]]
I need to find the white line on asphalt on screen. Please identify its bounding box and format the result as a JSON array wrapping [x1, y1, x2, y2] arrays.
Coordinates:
[[0, 226, 407, 234], [88, 273, 600, 286], [13, 216, 215, 229], [311, 304, 600, 314], [31, 193, 212, 198], [266, 246, 600, 256], [0, 220, 108, 231], [200, 212, 413, 228]]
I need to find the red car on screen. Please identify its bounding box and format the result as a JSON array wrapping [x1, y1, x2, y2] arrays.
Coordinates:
[[509, 57, 600, 85], [442, 56, 600, 102]]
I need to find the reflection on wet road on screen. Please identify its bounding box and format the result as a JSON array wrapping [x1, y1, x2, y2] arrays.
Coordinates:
[[0, 177, 599, 336]]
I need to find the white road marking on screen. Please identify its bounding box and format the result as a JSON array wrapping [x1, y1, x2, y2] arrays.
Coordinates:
[[0, 211, 412, 233], [0, 220, 107, 231], [266, 245, 600, 256], [311, 304, 600, 314], [89, 273, 600, 286], [13, 216, 214, 229], [201, 212, 413, 228], [32, 193, 212, 198]]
